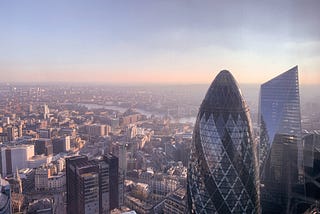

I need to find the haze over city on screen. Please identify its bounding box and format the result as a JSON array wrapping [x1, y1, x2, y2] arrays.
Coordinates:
[[1, 1, 320, 214], [1, 0, 320, 84]]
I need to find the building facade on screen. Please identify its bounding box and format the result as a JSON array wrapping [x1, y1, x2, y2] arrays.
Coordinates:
[[0, 144, 34, 176], [187, 70, 260, 213], [66, 156, 100, 214], [259, 66, 303, 179], [259, 66, 306, 213], [66, 154, 121, 214]]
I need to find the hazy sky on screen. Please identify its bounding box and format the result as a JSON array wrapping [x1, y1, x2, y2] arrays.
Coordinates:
[[0, 0, 319, 84]]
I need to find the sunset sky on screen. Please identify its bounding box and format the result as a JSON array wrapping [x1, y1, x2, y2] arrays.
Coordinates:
[[0, 0, 319, 84]]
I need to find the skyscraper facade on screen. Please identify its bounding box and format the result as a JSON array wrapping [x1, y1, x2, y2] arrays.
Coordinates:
[[66, 156, 100, 214], [105, 154, 120, 210], [259, 66, 303, 178], [187, 70, 260, 213], [259, 66, 305, 213]]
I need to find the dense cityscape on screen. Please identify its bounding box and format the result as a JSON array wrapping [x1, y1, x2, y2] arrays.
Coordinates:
[[0, 66, 318, 213], [1, 0, 320, 213]]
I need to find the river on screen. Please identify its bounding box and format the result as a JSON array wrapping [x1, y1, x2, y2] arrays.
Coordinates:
[[80, 103, 196, 124]]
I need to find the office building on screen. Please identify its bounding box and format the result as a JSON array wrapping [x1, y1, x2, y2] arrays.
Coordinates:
[[66, 154, 121, 214], [34, 138, 53, 156], [105, 154, 120, 210], [0, 144, 34, 176], [259, 66, 303, 177], [66, 156, 100, 214], [259, 66, 305, 213], [52, 136, 71, 154], [187, 70, 260, 213]]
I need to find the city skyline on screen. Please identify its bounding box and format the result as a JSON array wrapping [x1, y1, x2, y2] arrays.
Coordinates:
[[1, 0, 320, 84]]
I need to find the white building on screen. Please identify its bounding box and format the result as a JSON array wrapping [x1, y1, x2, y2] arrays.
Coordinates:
[[1, 144, 34, 176], [27, 155, 52, 169]]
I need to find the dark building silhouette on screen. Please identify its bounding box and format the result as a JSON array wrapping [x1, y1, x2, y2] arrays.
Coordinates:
[[52, 136, 70, 154], [34, 139, 53, 156], [104, 154, 119, 210], [303, 132, 320, 207], [187, 70, 260, 213]]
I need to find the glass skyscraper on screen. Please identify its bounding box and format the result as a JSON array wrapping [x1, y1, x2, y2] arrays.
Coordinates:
[[259, 66, 303, 178], [187, 70, 260, 213], [259, 66, 305, 213]]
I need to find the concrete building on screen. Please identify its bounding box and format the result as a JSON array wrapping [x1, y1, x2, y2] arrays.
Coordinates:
[[27, 155, 52, 169], [35, 167, 49, 191], [48, 172, 65, 190], [0, 144, 34, 176], [34, 138, 53, 156]]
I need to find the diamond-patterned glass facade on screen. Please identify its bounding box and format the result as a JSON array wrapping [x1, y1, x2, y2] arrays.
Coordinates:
[[187, 70, 260, 213]]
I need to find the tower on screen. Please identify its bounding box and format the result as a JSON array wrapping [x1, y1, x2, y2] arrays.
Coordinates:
[[104, 154, 120, 210], [66, 156, 100, 214], [259, 66, 304, 213], [259, 66, 302, 178], [187, 70, 260, 213]]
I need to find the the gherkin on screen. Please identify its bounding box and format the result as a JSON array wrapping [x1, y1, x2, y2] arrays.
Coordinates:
[[187, 70, 260, 213]]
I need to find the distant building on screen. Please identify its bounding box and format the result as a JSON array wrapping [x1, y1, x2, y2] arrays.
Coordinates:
[[38, 129, 52, 139], [52, 136, 71, 154], [120, 109, 142, 126], [34, 138, 53, 156], [43, 104, 50, 120], [7, 126, 19, 142]]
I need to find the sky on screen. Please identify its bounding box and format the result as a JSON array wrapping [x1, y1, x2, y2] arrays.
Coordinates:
[[0, 0, 319, 85]]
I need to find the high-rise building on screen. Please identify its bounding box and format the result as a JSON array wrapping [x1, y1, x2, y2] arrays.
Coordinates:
[[105, 154, 120, 210], [66, 156, 100, 214], [259, 66, 303, 178], [7, 126, 18, 142], [66, 154, 120, 214], [259, 66, 305, 213], [43, 104, 50, 119], [187, 70, 260, 213]]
